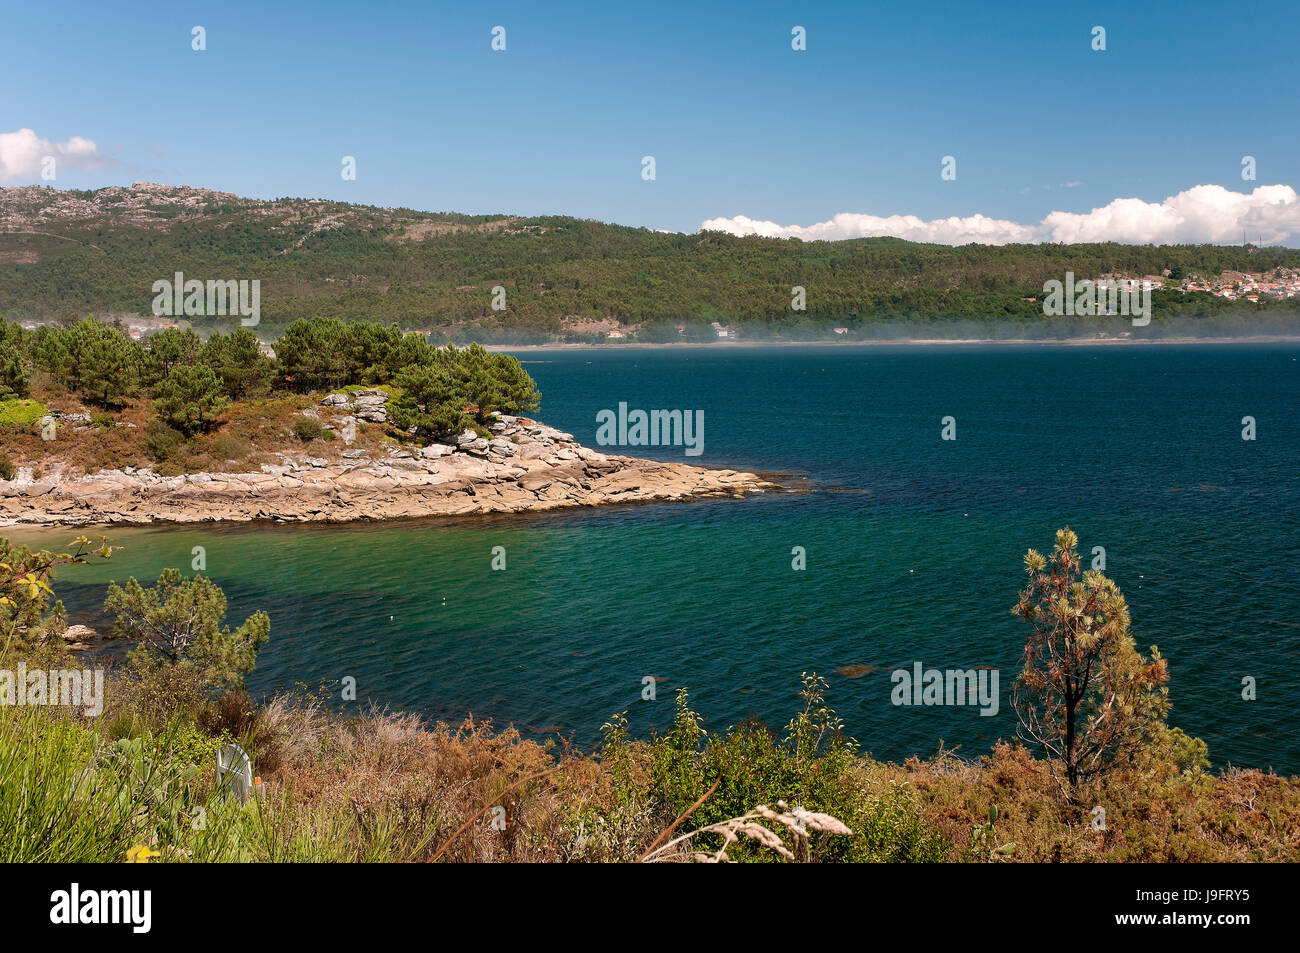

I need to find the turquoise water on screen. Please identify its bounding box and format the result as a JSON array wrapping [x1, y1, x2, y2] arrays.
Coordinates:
[[12, 344, 1300, 772]]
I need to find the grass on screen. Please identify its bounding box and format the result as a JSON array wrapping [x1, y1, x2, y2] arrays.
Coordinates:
[[0, 703, 221, 862]]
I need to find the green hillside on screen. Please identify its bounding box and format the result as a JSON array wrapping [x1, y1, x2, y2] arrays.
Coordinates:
[[3, 183, 1299, 342]]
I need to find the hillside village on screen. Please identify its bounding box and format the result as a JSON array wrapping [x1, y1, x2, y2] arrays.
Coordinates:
[[1097, 267, 1300, 301], [1180, 268, 1300, 301]]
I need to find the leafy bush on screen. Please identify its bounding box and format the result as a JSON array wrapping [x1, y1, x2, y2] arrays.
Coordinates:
[[0, 397, 48, 429], [143, 419, 187, 462], [211, 433, 251, 461], [595, 678, 952, 863], [292, 417, 324, 442], [0, 452, 15, 481]]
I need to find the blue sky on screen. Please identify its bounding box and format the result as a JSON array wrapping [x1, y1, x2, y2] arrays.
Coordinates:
[[3, 0, 1298, 242]]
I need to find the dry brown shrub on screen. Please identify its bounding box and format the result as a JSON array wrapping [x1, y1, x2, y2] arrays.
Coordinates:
[[245, 702, 591, 862]]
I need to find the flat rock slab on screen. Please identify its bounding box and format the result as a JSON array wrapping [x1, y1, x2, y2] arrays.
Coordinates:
[[0, 416, 776, 526]]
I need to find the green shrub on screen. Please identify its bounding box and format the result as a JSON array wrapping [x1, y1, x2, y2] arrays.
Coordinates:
[[0, 398, 48, 429], [144, 419, 187, 462], [107, 568, 270, 692], [0, 453, 15, 481], [211, 433, 252, 461], [91, 412, 115, 430], [292, 417, 324, 442], [597, 679, 952, 863]]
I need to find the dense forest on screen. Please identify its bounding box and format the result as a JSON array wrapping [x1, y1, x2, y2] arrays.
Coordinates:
[[3, 184, 1299, 342]]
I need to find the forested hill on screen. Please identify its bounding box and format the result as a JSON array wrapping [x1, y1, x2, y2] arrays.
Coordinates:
[[3, 182, 1299, 342]]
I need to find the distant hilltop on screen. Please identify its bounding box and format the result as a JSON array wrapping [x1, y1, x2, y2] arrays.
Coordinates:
[[0, 181, 510, 239], [3, 182, 1300, 344]]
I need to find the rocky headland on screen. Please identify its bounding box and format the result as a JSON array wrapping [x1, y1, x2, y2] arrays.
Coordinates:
[[0, 391, 773, 526]]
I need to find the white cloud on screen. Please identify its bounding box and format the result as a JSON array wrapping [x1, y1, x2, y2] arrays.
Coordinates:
[[0, 128, 105, 181], [1043, 184, 1299, 245], [701, 185, 1300, 246], [699, 211, 1038, 245]]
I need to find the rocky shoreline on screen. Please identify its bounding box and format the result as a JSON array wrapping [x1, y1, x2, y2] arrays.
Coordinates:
[[0, 412, 775, 527]]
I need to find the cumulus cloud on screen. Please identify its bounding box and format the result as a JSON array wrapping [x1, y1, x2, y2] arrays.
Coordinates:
[[699, 211, 1039, 245], [1043, 184, 1299, 245], [0, 128, 106, 181], [701, 185, 1300, 247]]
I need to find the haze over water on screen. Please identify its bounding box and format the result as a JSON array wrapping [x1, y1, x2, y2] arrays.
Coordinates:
[[17, 344, 1300, 772]]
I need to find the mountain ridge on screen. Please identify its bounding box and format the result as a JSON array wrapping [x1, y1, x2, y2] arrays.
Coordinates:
[[3, 183, 1299, 342]]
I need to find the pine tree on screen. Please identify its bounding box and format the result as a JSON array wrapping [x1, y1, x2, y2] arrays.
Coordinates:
[[153, 364, 230, 434], [105, 568, 269, 691], [1011, 528, 1170, 795]]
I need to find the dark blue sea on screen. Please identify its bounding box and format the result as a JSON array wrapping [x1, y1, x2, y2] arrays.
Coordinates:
[[18, 344, 1300, 772]]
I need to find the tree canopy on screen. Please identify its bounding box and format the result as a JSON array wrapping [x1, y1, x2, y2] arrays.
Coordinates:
[[2, 316, 543, 442]]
